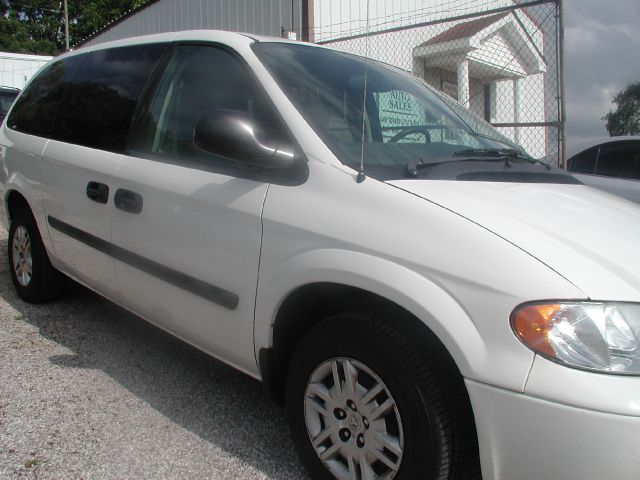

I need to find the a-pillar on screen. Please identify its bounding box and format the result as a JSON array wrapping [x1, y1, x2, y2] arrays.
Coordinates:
[[457, 58, 470, 108]]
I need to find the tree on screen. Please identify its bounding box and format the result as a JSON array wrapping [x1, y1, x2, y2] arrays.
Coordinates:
[[603, 82, 640, 137], [0, 0, 151, 55], [1, 1, 65, 55], [67, 0, 151, 49]]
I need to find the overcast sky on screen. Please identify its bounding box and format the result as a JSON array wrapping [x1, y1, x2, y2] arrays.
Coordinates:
[[564, 0, 640, 144]]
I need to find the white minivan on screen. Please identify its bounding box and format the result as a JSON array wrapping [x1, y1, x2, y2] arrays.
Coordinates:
[[1, 31, 639, 480]]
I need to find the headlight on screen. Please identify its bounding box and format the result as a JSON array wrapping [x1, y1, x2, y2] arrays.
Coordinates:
[[511, 302, 640, 375]]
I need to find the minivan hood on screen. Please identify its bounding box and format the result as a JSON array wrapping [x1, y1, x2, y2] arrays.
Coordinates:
[[388, 180, 640, 300]]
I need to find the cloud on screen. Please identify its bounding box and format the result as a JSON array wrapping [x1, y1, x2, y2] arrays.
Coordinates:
[[564, 0, 640, 144]]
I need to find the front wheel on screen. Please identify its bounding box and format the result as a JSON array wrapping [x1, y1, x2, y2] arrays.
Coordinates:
[[8, 208, 63, 302], [286, 312, 480, 479]]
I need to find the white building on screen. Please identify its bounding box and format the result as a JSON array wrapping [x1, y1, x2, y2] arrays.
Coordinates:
[[314, 0, 552, 157], [0, 52, 53, 89]]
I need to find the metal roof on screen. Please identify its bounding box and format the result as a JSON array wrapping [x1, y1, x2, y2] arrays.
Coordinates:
[[74, 0, 162, 48]]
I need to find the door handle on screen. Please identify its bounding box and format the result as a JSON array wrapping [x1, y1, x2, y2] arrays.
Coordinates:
[[86, 181, 109, 204], [114, 189, 143, 214]]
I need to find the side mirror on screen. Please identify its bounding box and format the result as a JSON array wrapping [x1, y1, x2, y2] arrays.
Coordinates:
[[193, 109, 297, 168]]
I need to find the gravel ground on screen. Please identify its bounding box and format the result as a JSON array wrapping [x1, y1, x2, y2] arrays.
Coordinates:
[[0, 225, 309, 479]]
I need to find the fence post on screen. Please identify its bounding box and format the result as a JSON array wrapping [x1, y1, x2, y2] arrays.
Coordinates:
[[558, 0, 567, 169]]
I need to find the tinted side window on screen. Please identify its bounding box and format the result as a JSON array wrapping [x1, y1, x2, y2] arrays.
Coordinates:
[[595, 142, 640, 179], [52, 44, 166, 153], [0, 91, 18, 117], [132, 45, 284, 167], [568, 147, 597, 174], [7, 57, 81, 136]]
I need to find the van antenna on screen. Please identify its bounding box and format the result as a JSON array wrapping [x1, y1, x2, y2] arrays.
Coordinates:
[[357, 0, 371, 184]]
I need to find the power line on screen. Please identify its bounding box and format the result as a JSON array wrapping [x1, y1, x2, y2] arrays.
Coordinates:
[[4, 1, 62, 14]]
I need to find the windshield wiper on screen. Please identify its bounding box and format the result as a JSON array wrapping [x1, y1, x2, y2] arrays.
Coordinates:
[[405, 149, 551, 178], [454, 147, 525, 159], [453, 148, 551, 170], [406, 156, 510, 177]]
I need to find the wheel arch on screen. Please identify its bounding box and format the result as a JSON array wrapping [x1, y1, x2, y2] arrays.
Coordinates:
[[5, 188, 31, 222], [255, 250, 489, 404], [260, 281, 477, 406], [3, 174, 54, 257], [3, 171, 43, 228]]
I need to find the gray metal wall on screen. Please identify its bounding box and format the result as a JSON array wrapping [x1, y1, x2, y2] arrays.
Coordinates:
[[82, 0, 302, 47]]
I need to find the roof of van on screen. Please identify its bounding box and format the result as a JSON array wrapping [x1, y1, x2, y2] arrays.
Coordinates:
[[69, 29, 299, 56], [71, 29, 304, 52], [62, 29, 323, 65]]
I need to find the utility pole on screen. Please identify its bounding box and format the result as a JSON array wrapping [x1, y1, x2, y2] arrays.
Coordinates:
[[64, 0, 69, 51]]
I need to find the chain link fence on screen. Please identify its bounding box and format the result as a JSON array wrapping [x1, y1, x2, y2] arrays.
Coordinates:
[[309, 0, 562, 162]]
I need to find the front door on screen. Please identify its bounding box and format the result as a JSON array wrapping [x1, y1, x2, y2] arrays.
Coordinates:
[[110, 44, 284, 373]]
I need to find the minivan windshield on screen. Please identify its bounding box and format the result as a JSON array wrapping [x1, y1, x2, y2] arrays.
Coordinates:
[[253, 42, 529, 170]]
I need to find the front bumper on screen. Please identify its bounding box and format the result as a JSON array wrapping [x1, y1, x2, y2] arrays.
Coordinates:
[[466, 360, 640, 480]]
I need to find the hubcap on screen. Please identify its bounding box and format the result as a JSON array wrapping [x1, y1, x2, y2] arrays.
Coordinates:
[[304, 358, 404, 480], [12, 225, 33, 287]]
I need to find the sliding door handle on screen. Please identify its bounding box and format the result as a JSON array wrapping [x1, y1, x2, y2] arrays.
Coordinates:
[[86, 181, 109, 204], [114, 189, 143, 214]]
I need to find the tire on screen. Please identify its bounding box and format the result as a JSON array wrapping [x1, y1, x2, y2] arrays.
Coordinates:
[[286, 312, 480, 480], [8, 208, 63, 302]]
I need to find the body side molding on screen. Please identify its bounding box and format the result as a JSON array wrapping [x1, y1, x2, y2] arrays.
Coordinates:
[[47, 215, 239, 310]]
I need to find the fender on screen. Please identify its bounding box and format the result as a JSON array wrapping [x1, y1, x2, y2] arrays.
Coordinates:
[[255, 161, 586, 392], [254, 247, 535, 391], [1, 127, 55, 259]]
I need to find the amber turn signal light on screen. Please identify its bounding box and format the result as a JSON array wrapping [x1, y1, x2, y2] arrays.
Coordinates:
[[511, 303, 562, 357]]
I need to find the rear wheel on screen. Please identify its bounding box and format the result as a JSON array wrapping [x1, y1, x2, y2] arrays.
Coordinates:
[[8, 208, 63, 302], [286, 312, 480, 479]]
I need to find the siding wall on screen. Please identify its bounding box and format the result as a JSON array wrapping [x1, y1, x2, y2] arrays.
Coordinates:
[[83, 0, 302, 47], [0, 52, 52, 89], [313, 0, 519, 42]]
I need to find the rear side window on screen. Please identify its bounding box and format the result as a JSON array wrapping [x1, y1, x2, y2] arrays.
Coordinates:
[[7, 57, 81, 136], [568, 147, 597, 174], [0, 91, 19, 117], [52, 44, 166, 153], [595, 142, 640, 179]]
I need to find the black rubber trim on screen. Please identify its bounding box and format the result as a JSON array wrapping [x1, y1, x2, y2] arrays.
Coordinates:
[[47, 215, 239, 310], [48, 216, 110, 255], [258, 347, 284, 405], [456, 171, 582, 184]]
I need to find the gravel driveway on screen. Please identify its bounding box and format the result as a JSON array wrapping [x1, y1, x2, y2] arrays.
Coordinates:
[[0, 225, 309, 479]]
